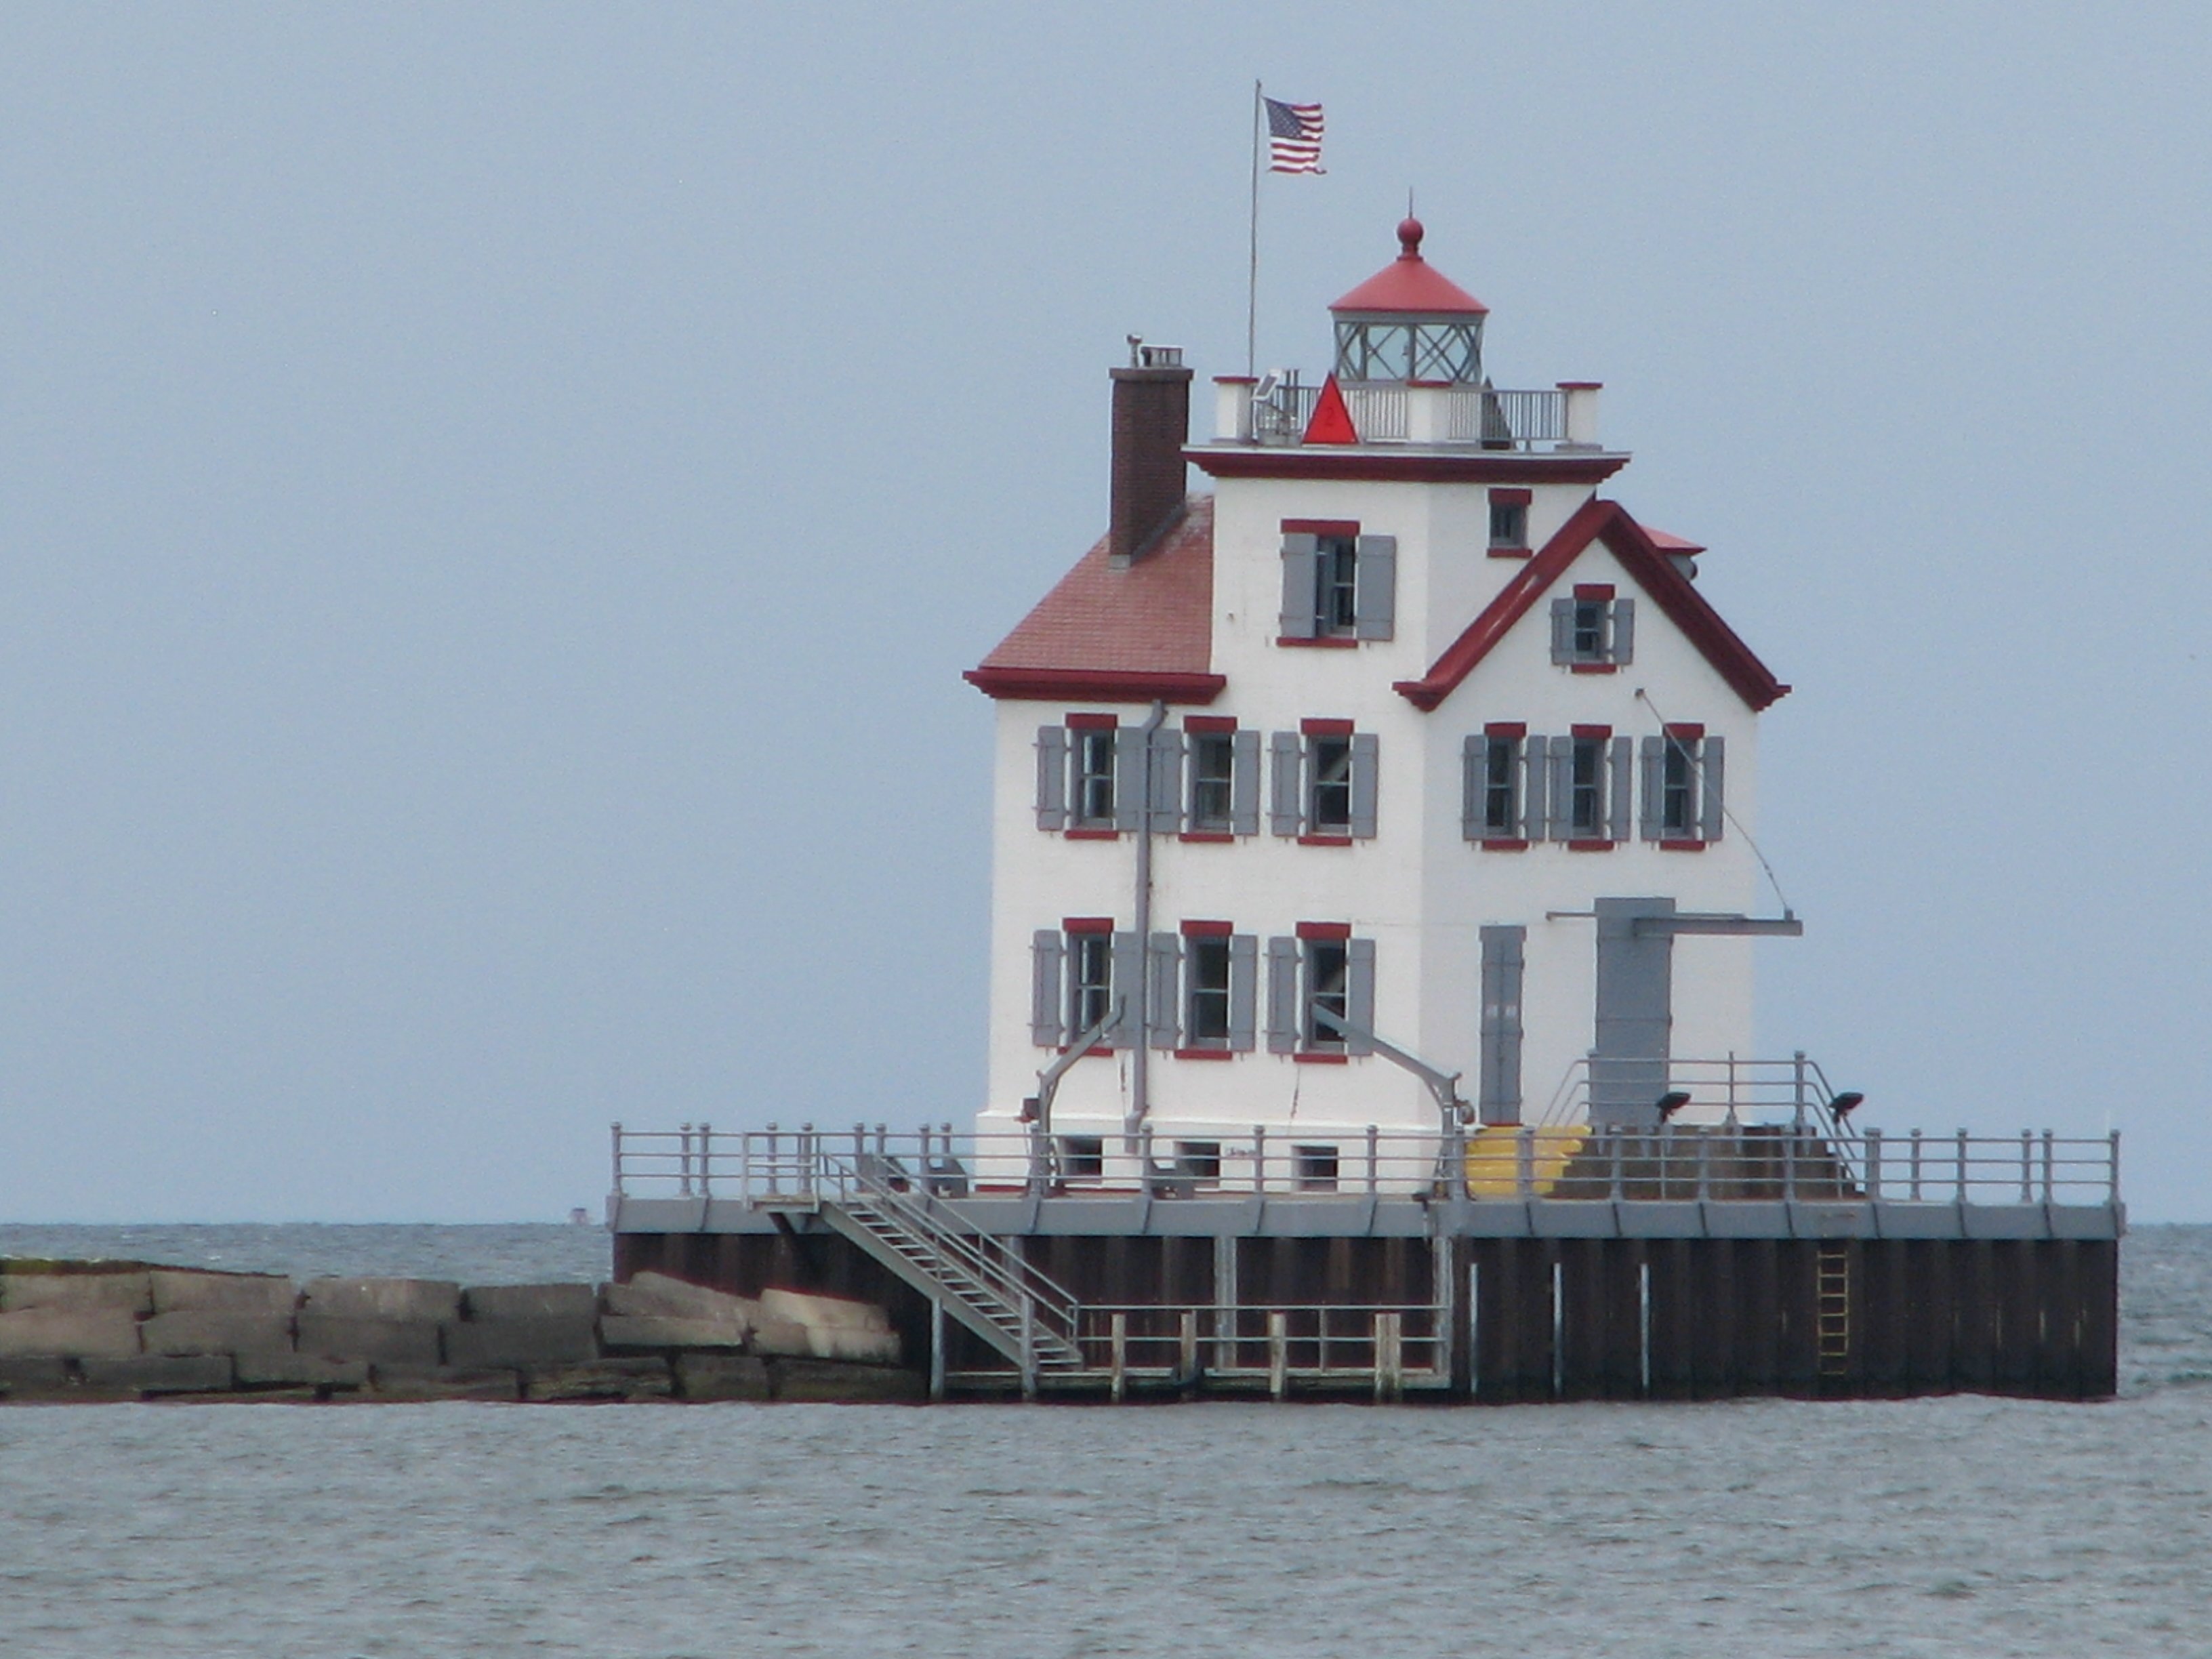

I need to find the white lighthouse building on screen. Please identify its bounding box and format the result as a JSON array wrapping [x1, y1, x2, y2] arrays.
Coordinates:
[[966, 218, 1792, 1187]]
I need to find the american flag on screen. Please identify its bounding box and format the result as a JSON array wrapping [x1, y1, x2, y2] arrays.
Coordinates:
[[1265, 96, 1324, 174]]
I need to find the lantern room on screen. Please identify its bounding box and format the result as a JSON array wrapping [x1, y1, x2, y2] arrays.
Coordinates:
[[1328, 216, 1491, 384]]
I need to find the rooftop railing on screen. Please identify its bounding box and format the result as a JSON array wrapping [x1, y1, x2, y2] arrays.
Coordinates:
[[1231, 377, 1589, 451]]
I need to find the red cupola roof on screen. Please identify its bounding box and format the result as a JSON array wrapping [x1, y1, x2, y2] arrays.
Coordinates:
[[1329, 217, 1490, 316]]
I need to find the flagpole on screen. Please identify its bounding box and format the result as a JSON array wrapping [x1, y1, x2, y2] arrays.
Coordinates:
[[1246, 79, 1262, 379]]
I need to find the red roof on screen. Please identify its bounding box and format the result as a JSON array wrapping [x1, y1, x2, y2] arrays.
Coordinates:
[[1393, 498, 1789, 713], [965, 497, 1224, 705], [1330, 217, 1490, 316]]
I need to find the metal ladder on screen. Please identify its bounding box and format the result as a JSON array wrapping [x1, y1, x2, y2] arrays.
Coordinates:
[[806, 1154, 1084, 1381], [1815, 1242, 1851, 1377]]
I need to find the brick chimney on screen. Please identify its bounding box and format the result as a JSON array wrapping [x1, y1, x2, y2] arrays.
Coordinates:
[[1108, 343, 1193, 567]]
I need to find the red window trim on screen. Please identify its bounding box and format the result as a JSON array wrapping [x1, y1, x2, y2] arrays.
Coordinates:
[[1056, 1044, 1115, 1059], [1175, 1048, 1236, 1062], [1570, 723, 1612, 740], [1664, 722, 1706, 741], [1487, 546, 1533, 559], [1282, 518, 1359, 535], [1293, 1051, 1350, 1066], [1658, 839, 1710, 853], [1185, 714, 1238, 733], [1179, 919, 1233, 938], [1490, 487, 1533, 506], [1065, 712, 1118, 730], [1177, 831, 1234, 845], [1480, 838, 1530, 852], [1483, 720, 1527, 739], [1296, 920, 1352, 942], [1277, 635, 1361, 649], [1566, 839, 1617, 853], [1572, 582, 1615, 600], [1300, 718, 1355, 736], [1298, 833, 1353, 848], [1063, 916, 1115, 934], [1570, 662, 1619, 675], [1064, 827, 1121, 842]]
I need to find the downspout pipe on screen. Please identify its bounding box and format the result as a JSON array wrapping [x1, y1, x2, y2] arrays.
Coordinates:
[[1128, 699, 1168, 1141]]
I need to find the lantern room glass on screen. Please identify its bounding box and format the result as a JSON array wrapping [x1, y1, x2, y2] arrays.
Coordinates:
[[1332, 315, 1485, 384]]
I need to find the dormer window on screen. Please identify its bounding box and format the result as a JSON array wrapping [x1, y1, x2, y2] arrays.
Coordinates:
[[1549, 583, 1635, 670], [1278, 520, 1396, 643]]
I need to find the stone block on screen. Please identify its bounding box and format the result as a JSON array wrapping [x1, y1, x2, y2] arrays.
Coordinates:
[[602, 1273, 760, 1330], [370, 1365, 520, 1401], [149, 1269, 296, 1315], [745, 1316, 816, 1359], [770, 1357, 927, 1404], [234, 1351, 369, 1389], [0, 1272, 153, 1316], [462, 1282, 598, 1322], [673, 1352, 773, 1401], [141, 1311, 294, 1357], [599, 1314, 748, 1351], [295, 1313, 443, 1367], [441, 1316, 599, 1370], [78, 1354, 234, 1396], [0, 1308, 142, 1359], [525, 1357, 674, 1402], [0, 1356, 71, 1399], [758, 1288, 902, 1365], [300, 1277, 462, 1323]]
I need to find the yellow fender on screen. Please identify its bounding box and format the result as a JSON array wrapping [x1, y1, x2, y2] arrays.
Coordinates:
[[1465, 1125, 1589, 1198]]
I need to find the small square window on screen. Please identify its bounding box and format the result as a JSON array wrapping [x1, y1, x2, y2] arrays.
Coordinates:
[[1059, 1136, 1104, 1180], [1293, 1145, 1340, 1193], [1175, 1141, 1222, 1183], [1551, 593, 1635, 668], [1489, 498, 1528, 548]]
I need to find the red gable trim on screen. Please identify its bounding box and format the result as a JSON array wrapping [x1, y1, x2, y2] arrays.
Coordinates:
[[964, 667, 1225, 705], [1189, 449, 1629, 487], [1391, 497, 1790, 714]]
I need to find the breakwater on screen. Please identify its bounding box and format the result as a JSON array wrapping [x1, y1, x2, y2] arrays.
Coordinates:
[[0, 1260, 920, 1403]]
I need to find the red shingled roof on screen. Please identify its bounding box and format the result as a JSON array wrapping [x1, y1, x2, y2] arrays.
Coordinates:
[[1393, 498, 1788, 713], [964, 497, 1224, 705], [1330, 217, 1490, 316]]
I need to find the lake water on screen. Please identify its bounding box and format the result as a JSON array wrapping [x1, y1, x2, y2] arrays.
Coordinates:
[[1, 1223, 2206, 1658]]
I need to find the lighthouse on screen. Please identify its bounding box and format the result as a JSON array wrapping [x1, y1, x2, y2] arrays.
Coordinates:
[[966, 218, 1790, 1179]]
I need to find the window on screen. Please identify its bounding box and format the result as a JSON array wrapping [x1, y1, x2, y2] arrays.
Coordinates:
[[1269, 724, 1378, 841], [1293, 1145, 1340, 1193], [1072, 727, 1117, 827], [1639, 727, 1726, 846], [1029, 922, 1139, 1049], [1162, 922, 1257, 1056], [1549, 584, 1635, 669], [1489, 488, 1530, 552], [1180, 718, 1258, 837], [1462, 726, 1535, 845], [1569, 735, 1605, 836], [1277, 523, 1397, 642], [1036, 717, 1185, 836], [1265, 926, 1376, 1057], [1536, 729, 1633, 845], [1059, 1136, 1105, 1180], [1175, 1141, 1223, 1182]]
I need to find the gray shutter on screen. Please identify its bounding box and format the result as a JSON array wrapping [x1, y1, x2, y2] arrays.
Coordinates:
[[1549, 598, 1574, 663], [1147, 932, 1181, 1050], [1108, 932, 1143, 1049], [1610, 598, 1635, 665], [1639, 736, 1664, 842], [1349, 732, 1380, 838], [1547, 735, 1574, 842], [1345, 937, 1377, 1056], [1030, 930, 1065, 1046], [1149, 727, 1183, 833], [1700, 735, 1726, 842], [1353, 534, 1397, 640], [1230, 729, 1261, 836], [1228, 934, 1258, 1052], [1264, 936, 1298, 1053], [1478, 925, 1525, 1122], [1269, 731, 1304, 836], [1111, 731, 1140, 832], [1607, 737, 1633, 843], [1277, 533, 1319, 639], [1519, 737, 1544, 841], [1461, 734, 1483, 841], [1034, 726, 1068, 830]]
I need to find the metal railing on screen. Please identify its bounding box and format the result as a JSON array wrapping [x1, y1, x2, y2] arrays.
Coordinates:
[[1250, 380, 1565, 449], [609, 1119, 2121, 1207], [1067, 1304, 1447, 1397]]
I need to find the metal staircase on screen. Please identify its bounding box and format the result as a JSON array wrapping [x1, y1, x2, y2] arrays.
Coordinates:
[[795, 1152, 1084, 1382]]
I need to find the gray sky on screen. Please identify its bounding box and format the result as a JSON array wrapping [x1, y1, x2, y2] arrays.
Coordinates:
[[3, 4, 2207, 1222]]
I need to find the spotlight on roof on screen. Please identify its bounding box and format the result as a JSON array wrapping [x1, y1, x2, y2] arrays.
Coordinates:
[[1830, 1091, 1865, 1122], [1656, 1090, 1692, 1122]]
